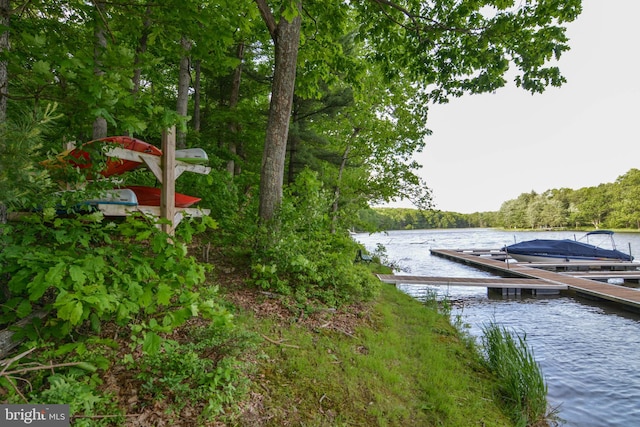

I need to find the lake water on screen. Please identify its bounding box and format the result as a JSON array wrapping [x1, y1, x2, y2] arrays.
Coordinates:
[[355, 228, 640, 427]]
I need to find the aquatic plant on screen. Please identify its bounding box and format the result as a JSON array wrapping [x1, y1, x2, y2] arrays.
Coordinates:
[[481, 322, 555, 426]]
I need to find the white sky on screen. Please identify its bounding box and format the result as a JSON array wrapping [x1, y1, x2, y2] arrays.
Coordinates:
[[409, 0, 640, 214]]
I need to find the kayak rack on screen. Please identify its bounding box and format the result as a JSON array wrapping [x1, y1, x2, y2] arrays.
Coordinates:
[[99, 128, 210, 234], [12, 128, 211, 235]]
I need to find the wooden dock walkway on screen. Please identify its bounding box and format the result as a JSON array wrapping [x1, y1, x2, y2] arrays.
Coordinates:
[[428, 249, 640, 311], [376, 275, 567, 294], [508, 261, 640, 272], [562, 271, 640, 282]]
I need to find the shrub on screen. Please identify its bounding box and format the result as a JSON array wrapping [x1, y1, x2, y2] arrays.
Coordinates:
[[249, 170, 380, 307], [132, 322, 257, 421], [0, 212, 219, 340]]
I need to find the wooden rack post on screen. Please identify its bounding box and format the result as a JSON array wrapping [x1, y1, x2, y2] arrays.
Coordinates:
[[161, 127, 176, 235]]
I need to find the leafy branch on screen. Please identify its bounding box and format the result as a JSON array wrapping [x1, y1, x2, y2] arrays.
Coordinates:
[[0, 347, 95, 402]]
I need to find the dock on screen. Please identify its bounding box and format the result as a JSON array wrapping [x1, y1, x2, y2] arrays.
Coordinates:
[[434, 249, 640, 310], [376, 275, 566, 295], [378, 248, 640, 312]]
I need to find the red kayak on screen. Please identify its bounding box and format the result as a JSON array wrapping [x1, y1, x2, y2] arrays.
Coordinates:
[[63, 136, 162, 177], [125, 185, 201, 208]]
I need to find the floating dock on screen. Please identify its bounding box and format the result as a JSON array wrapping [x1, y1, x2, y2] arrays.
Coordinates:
[[378, 248, 640, 312]]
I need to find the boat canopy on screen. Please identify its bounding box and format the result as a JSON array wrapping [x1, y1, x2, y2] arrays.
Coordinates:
[[585, 230, 614, 235]]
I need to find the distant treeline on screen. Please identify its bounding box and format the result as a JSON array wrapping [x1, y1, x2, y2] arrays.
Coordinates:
[[360, 168, 640, 231], [359, 207, 496, 230]]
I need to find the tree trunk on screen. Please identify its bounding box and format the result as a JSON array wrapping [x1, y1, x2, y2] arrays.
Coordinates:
[[286, 97, 300, 185], [0, 0, 9, 224], [176, 36, 192, 149], [330, 128, 358, 234], [193, 60, 201, 132], [226, 42, 244, 176], [256, 1, 302, 222], [331, 144, 351, 234], [92, 0, 108, 139], [92, 117, 107, 139], [132, 6, 152, 97], [0, 0, 9, 124]]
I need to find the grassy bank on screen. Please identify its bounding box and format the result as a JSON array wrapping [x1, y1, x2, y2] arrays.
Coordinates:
[[232, 284, 513, 426], [1, 219, 542, 426]]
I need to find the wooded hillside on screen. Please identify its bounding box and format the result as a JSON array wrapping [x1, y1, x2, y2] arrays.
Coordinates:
[[1, 0, 581, 229], [363, 168, 640, 231]]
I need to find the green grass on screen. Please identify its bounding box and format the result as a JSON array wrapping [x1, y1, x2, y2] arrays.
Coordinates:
[[238, 285, 513, 426]]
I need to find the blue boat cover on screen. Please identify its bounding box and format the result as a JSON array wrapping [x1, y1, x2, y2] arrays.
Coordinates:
[[503, 238, 633, 261]]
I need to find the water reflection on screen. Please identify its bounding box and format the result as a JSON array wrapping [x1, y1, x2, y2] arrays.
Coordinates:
[[356, 229, 640, 427]]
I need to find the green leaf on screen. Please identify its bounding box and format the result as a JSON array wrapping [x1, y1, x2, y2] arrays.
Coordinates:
[[8, 268, 34, 292], [90, 355, 110, 370], [57, 299, 84, 325], [33, 60, 51, 76], [27, 271, 48, 301], [16, 299, 32, 318], [140, 287, 153, 308], [127, 281, 143, 298], [69, 265, 87, 287], [45, 262, 67, 285], [90, 312, 101, 332], [156, 283, 172, 306], [142, 332, 162, 355], [55, 342, 82, 356], [135, 230, 153, 241], [76, 362, 97, 372], [177, 242, 188, 257], [190, 302, 199, 317], [172, 307, 191, 327], [162, 314, 174, 327]]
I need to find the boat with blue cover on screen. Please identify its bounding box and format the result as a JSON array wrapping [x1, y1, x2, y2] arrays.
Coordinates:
[[503, 230, 634, 263]]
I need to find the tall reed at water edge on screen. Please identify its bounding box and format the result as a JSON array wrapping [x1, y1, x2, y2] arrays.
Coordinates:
[[481, 322, 554, 427]]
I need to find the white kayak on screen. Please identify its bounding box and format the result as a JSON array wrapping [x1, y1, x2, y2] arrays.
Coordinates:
[[175, 148, 208, 164]]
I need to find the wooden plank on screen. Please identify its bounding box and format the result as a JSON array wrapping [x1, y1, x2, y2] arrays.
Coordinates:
[[518, 261, 639, 267], [105, 146, 163, 182], [512, 261, 640, 271], [161, 127, 177, 236], [105, 147, 211, 183], [175, 163, 210, 179], [377, 274, 567, 290], [561, 271, 640, 280], [95, 204, 210, 226]]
